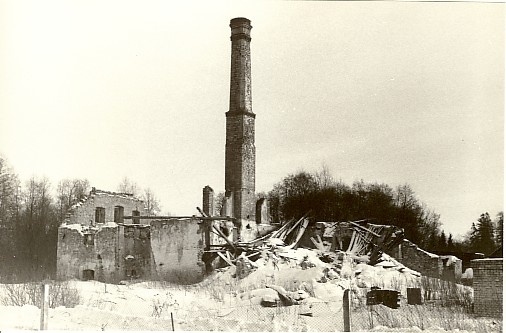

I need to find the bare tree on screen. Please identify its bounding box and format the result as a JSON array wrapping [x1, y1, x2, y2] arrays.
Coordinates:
[[214, 191, 225, 216], [16, 176, 58, 279], [56, 178, 90, 223], [0, 156, 21, 226], [141, 188, 161, 216], [314, 164, 334, 189], [117, 177, 139, 196]]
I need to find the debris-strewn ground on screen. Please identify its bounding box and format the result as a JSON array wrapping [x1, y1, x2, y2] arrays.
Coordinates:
[[0, 247, 500, 332]]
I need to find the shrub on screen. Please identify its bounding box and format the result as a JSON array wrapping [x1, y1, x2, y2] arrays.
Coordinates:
[[0, 281, 80, 308], [151, 291, 179, 318]]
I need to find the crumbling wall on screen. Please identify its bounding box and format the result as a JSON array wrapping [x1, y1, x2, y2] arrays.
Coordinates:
[[387, 239, 443, 278], [202, 186, 215, 217], [57, 224, 118, 282], [119, 224, 152, 280], [471, 258, 503, 318], [150, 219, 206, 283], [256, 198, 271, 224], [441, 255, 462, 282], [67, 189, 146, 226]]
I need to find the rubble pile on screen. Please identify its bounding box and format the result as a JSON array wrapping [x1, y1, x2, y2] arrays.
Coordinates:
[[202, 213, 421, 309]]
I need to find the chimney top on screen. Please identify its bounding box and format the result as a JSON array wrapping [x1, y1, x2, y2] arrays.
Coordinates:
[[230, 17, 251, 27]]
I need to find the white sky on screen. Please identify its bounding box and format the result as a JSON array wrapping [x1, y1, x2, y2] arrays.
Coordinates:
[[1, 0, 503, 237]]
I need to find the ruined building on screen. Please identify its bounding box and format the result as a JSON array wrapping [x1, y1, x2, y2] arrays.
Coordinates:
[[56, 188, 207, 283], [56, 17, 464, 285], [56, 17, 265, 283]]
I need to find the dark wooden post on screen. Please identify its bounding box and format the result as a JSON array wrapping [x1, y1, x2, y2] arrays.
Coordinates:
[[343, 289, 351, 332], [40, 284, 49, 330], [171, 312, 174, 331]]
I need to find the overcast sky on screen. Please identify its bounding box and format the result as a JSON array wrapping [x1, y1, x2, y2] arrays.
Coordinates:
[[1, 0, 503, 237]]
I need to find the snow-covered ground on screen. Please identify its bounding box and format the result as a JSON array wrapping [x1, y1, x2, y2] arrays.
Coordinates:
[[0, 249, 501, 332]]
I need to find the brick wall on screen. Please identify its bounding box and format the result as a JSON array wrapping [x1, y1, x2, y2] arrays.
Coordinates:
[[202, 186, 214, 217], [471, 258, 503, 318], [57, 224, 119, 282], [67, 189, 146, 226], [225, 113, 256, 221], [387, 239, 443, 279]]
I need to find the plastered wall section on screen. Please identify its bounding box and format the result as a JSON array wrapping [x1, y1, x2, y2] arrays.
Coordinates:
[[118, 225, 152, 280], [68, 193, 146, 226], [149, 219, 206, 283], [471, 259, 503, 318], [57, 225, 119, 282]]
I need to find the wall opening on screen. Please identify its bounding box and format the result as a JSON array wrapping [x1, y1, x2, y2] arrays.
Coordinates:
[[114, 206, 124, 223], [132, 210, 140, 224], [82, 269, 95, 281], [84, 233, 95, 246], [95, 207, 105, 224]]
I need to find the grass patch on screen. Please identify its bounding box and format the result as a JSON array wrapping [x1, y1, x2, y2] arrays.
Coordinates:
[[352, 303, 501, 332]]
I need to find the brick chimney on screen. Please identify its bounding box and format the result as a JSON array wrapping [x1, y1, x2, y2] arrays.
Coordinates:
[[225, 17, 256, 222]]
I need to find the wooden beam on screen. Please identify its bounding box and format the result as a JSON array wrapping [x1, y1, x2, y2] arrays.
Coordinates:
[[349, 221, 381, 238], [217, 251, 235, 267], [212, 225, 237, 252], [310, 237, 325, 251], [285, 212, 311, 237], [196, 207, 209, 217], [246, 251, 260, 258]]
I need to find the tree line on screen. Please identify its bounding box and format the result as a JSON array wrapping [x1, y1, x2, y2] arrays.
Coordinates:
[[0, 156, 160, 282], [265, 167, 503, 254], [0, 155, 501, 281]]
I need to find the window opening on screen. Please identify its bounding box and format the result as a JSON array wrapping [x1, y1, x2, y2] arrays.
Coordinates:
[[84, 233, 95, 246], [95, 207, 105, 224], [114, 206, 124, 223], [132, 210, 140, 224]]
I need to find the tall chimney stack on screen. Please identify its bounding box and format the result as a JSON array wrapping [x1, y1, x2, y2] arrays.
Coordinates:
[[225, 17, 256, 222]]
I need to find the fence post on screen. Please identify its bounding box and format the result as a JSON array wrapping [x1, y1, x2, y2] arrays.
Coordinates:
[[170, 312, 174, 331], [343, 289, 351, 332], [40, 283, 49, 330]]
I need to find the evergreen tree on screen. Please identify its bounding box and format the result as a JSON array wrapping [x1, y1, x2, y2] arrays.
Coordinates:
[[495, 212, 503, 247], [468, 213, 496, 255], [438, 230, 447, 251], [447, 233, 455, 251]]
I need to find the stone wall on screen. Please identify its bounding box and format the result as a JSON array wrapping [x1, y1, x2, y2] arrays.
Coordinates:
[[149, 218, 206, 283], [57, 224, 119, 282], [118, 224, 152, 280], [471, 258, 503, 318]]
